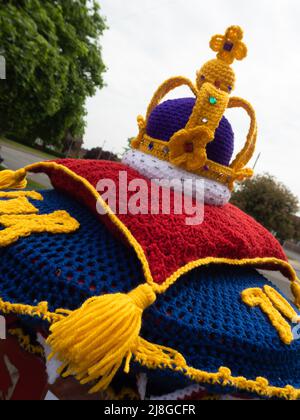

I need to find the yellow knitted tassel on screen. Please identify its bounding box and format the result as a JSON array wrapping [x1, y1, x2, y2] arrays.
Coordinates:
[[47, 283, 157, 393], [0, 169, 28, 190], [291, 281, 300, 310]]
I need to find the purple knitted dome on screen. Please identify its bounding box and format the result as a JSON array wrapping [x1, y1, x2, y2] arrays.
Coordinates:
[[146, 98, 234, 167]]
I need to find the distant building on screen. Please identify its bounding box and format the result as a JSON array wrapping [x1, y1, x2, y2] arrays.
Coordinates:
[[35, 138, 43, 147]]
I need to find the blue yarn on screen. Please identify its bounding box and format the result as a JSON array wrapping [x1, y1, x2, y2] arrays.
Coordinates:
[[1, 189, 300, 397], [140, 266, 300, 396], [0, 190, 142, 312]]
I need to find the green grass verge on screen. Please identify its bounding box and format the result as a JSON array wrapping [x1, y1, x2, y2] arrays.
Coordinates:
[[0, 137, 56, 160]]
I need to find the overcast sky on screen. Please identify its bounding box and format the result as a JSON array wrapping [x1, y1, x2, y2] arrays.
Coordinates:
[[85, 0, 300, 200]]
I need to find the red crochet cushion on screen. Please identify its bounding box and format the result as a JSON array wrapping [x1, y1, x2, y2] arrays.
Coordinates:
[[31, 159, 289, 285]]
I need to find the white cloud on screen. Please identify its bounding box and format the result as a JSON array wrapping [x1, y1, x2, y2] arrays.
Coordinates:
[[85, 0, 300, 200]]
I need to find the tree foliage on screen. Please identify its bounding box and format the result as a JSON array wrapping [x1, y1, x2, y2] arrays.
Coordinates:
[[0, 0, 106, 147], [231, 174, 299, 242], [84, 147, 120, 162]]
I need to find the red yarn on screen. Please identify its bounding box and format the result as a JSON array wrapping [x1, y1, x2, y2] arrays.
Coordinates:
[[32, 159, 288, 285]]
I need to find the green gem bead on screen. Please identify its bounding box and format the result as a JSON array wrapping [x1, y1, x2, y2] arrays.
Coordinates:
[[209, 96, 217, 105]]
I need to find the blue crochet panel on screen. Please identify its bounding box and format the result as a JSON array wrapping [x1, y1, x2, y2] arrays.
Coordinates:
[[1, 190, 300, 397]]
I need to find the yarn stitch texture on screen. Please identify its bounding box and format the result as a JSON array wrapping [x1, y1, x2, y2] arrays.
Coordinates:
[[1, 190, 300, 399], [1, 26, 300, 399], [27, 160, 293, 288]]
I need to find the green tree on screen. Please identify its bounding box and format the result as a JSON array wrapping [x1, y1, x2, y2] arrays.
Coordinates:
[[0, 0, 106, 148], [231, 174, 299, 242]]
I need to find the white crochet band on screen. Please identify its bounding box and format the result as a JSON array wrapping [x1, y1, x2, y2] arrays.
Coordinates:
[[122, 150, 231, 206]]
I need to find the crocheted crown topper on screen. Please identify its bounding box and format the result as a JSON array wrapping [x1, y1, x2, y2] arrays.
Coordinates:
[[131, 26, 257, 190]]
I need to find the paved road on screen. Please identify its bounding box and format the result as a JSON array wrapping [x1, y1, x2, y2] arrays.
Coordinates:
[[261, 249, 300, 300], [0, 144, 52, 189]]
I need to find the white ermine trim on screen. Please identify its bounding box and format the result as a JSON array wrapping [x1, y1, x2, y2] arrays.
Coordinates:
[[122, 150, 231, 206]]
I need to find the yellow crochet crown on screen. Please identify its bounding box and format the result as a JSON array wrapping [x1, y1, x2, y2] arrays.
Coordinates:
[[131, 26, 257, 190]]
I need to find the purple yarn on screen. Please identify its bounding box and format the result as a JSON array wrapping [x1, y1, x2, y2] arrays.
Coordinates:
[[146, 98, 234, 167], [206, 117, 234, 167]]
